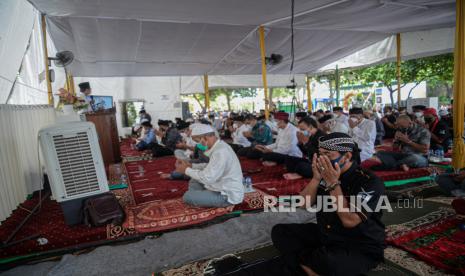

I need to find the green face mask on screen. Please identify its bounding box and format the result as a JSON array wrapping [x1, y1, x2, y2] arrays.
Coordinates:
[[196, 143, 208, 151]]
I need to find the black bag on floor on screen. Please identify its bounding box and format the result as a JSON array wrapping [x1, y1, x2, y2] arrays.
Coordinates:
[[83, 193, 125, 227]]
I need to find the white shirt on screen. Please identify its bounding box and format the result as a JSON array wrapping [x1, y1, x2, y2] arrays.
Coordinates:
[[185, 140, 244, 204], [333, 121, 349, 134], [232, 124, 252, 147], [266, 123, 302, 157], [77, 92, 93, 112], [335, 113, 349, 126], [349, 118, 376, 161], [265, 119, 279, 133], [213, 118, 223, 130]]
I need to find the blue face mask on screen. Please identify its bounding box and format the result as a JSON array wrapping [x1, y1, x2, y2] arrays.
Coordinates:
[[330, 155, 346, 168], [302, 130, 310, 137], [196, 143, 208, 151]]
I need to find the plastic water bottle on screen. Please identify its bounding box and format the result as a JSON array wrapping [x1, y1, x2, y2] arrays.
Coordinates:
[[428, 150, 436, 162], [439, 149, 444, 161], [243, 176, 252, 192]]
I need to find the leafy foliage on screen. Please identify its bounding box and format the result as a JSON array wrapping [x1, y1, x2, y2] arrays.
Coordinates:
[[345, 53, 453, 106]]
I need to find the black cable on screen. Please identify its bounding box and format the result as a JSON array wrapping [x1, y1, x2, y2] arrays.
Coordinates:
[[290, 0, 295, 73]]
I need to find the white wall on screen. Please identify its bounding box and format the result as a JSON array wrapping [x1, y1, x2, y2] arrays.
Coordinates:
[[73, 77, 183, 135]]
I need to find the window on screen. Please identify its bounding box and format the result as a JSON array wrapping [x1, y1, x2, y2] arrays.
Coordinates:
[[120, 101, 144, 127]]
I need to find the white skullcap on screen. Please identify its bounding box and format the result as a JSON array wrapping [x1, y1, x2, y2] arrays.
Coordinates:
[[140, 118, 149, 124], [191, 124, 215, 136]]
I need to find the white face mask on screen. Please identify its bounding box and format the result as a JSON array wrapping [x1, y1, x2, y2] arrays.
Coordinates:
[[415, 112, 423, 118], [350, 117, 359, 123], [233, 123, 238, 129]]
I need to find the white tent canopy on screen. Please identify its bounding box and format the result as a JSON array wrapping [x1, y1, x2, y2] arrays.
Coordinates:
[[320, 27, 455, 72], [28, 0, 455, 77]]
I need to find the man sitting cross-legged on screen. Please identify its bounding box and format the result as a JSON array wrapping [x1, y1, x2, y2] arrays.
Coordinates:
[[372, 115, 430, 172], [252, 111, 302, 166], [227, 133, 385, 276], [282, 116, 325, 180], [174, 124, 244, 207]]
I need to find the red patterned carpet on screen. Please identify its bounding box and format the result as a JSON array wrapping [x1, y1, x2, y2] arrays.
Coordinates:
[[125, 157, 188, 205], [386, 209, 465, 274], [120, 138, 144, 157], [0, 155, 302, 262], [124, 198, 235, 233], [0, 194, 107, 259], [361, 159, 439, 182]]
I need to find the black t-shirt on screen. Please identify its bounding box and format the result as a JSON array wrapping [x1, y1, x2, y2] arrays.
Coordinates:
[[431, 120, 451, 149], [316, 164, 386, 259], [298, 129, 325, 159], [382, 114, 397, 139]]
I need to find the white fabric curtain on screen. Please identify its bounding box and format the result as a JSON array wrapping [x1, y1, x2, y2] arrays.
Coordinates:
[[0, 105, 56, 224], [7, 10, 66, 105], [0, 0, 35, 103]]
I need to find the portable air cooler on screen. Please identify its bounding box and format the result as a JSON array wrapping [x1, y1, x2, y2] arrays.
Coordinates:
[[39, 121, 109, 225]]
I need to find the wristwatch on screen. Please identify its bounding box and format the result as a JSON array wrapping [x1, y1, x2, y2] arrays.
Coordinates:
[[325, 181, 341, 192]]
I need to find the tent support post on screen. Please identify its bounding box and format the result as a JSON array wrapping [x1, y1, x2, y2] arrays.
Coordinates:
[[452, 0, 465, 169], [396, 33, 401, 108], [41, 14, 53, 106], [258, 26, 269, 120], [203, 74, 210, 112], [335, 65, 340, 107], [67, 73, 75, 95], [306, 76, 312, 112]]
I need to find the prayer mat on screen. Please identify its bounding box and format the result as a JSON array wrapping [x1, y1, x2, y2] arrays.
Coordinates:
[[120, 138, 144, 157], [253, 179, 308, 197], [123, 198, 235, 233], [383, 246, 449, 275], [159, 259, 209, 276], [120, 138, 153, 162], [424, 197, 456, 206], [386, 208, 465, 274], [374, 167, 440, 182], [233, 189, 268, 212], [125, 158, 189, 205]]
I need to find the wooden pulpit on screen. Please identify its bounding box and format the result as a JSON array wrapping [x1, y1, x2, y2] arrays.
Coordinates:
[[85, 108, 121, 168]]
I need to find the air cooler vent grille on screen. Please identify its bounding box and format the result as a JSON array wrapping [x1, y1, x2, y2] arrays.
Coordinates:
[[53, 132, 100, 197]]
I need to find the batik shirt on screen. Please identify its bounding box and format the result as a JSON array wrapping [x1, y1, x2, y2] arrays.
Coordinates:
[[251, 121, 273, 145]]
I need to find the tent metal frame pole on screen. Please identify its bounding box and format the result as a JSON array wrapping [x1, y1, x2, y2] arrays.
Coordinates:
[[396, 33, 402, 108], [258, 26, 269, 120], [335, 65, 340, 107], [452, 0, 465, 169], [203, 74, 210, 112], [67, 73, 75, 95], [41, 14, 53, 106], [306, 75, 312, 112]]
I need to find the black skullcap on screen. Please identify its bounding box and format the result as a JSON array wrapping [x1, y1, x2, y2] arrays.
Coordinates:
[[233, 116, 245, 122], [158, 120, 170, 126], [176, 121, 190, 130], [319, 133, 356, 152], [141, 121, 152, 128], [333, 106, 343, 112], [295, 112, 307, 118], [78, 82, 90, 92], [349, 107, 363, 115], [318, 114, 333, 124], [412, 105, 427, 111]]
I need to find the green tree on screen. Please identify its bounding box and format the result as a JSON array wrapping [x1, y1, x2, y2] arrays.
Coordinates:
[[126, 102, 137, 126], [187, 88, 258, 111], [347, 53, 453, 106]]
